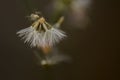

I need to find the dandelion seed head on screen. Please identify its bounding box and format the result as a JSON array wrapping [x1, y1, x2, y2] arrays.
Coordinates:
[[17, 16, 66, 48]]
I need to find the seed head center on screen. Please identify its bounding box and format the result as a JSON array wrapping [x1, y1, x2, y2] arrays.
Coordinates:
[[39, 17, 45, 24]]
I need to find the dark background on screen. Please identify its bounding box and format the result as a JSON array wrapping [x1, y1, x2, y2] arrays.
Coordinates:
[[0, 0, 120, 80]]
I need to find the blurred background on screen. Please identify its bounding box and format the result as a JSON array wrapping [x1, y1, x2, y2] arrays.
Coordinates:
[[0, 0, 120, 80]]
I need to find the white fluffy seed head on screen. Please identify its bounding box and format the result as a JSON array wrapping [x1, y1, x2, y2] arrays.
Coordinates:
[[17, 26, 66, 48], [17, 16, 66, 48]]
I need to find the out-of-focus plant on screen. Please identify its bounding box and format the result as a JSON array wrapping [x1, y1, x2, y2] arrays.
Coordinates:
[[17, 0, 92, 66], [34, 47, 70, 66], [52, 0, 92, 28]]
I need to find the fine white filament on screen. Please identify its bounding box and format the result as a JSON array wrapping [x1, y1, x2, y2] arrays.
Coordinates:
[[17, 26, 66, 48]]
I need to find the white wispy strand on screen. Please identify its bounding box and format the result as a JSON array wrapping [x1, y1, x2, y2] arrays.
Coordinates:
[[42, 28, 66, 47], [34, 48, 71, 65], [41, 53, 70, 65], [17, 26, 66, 48]]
